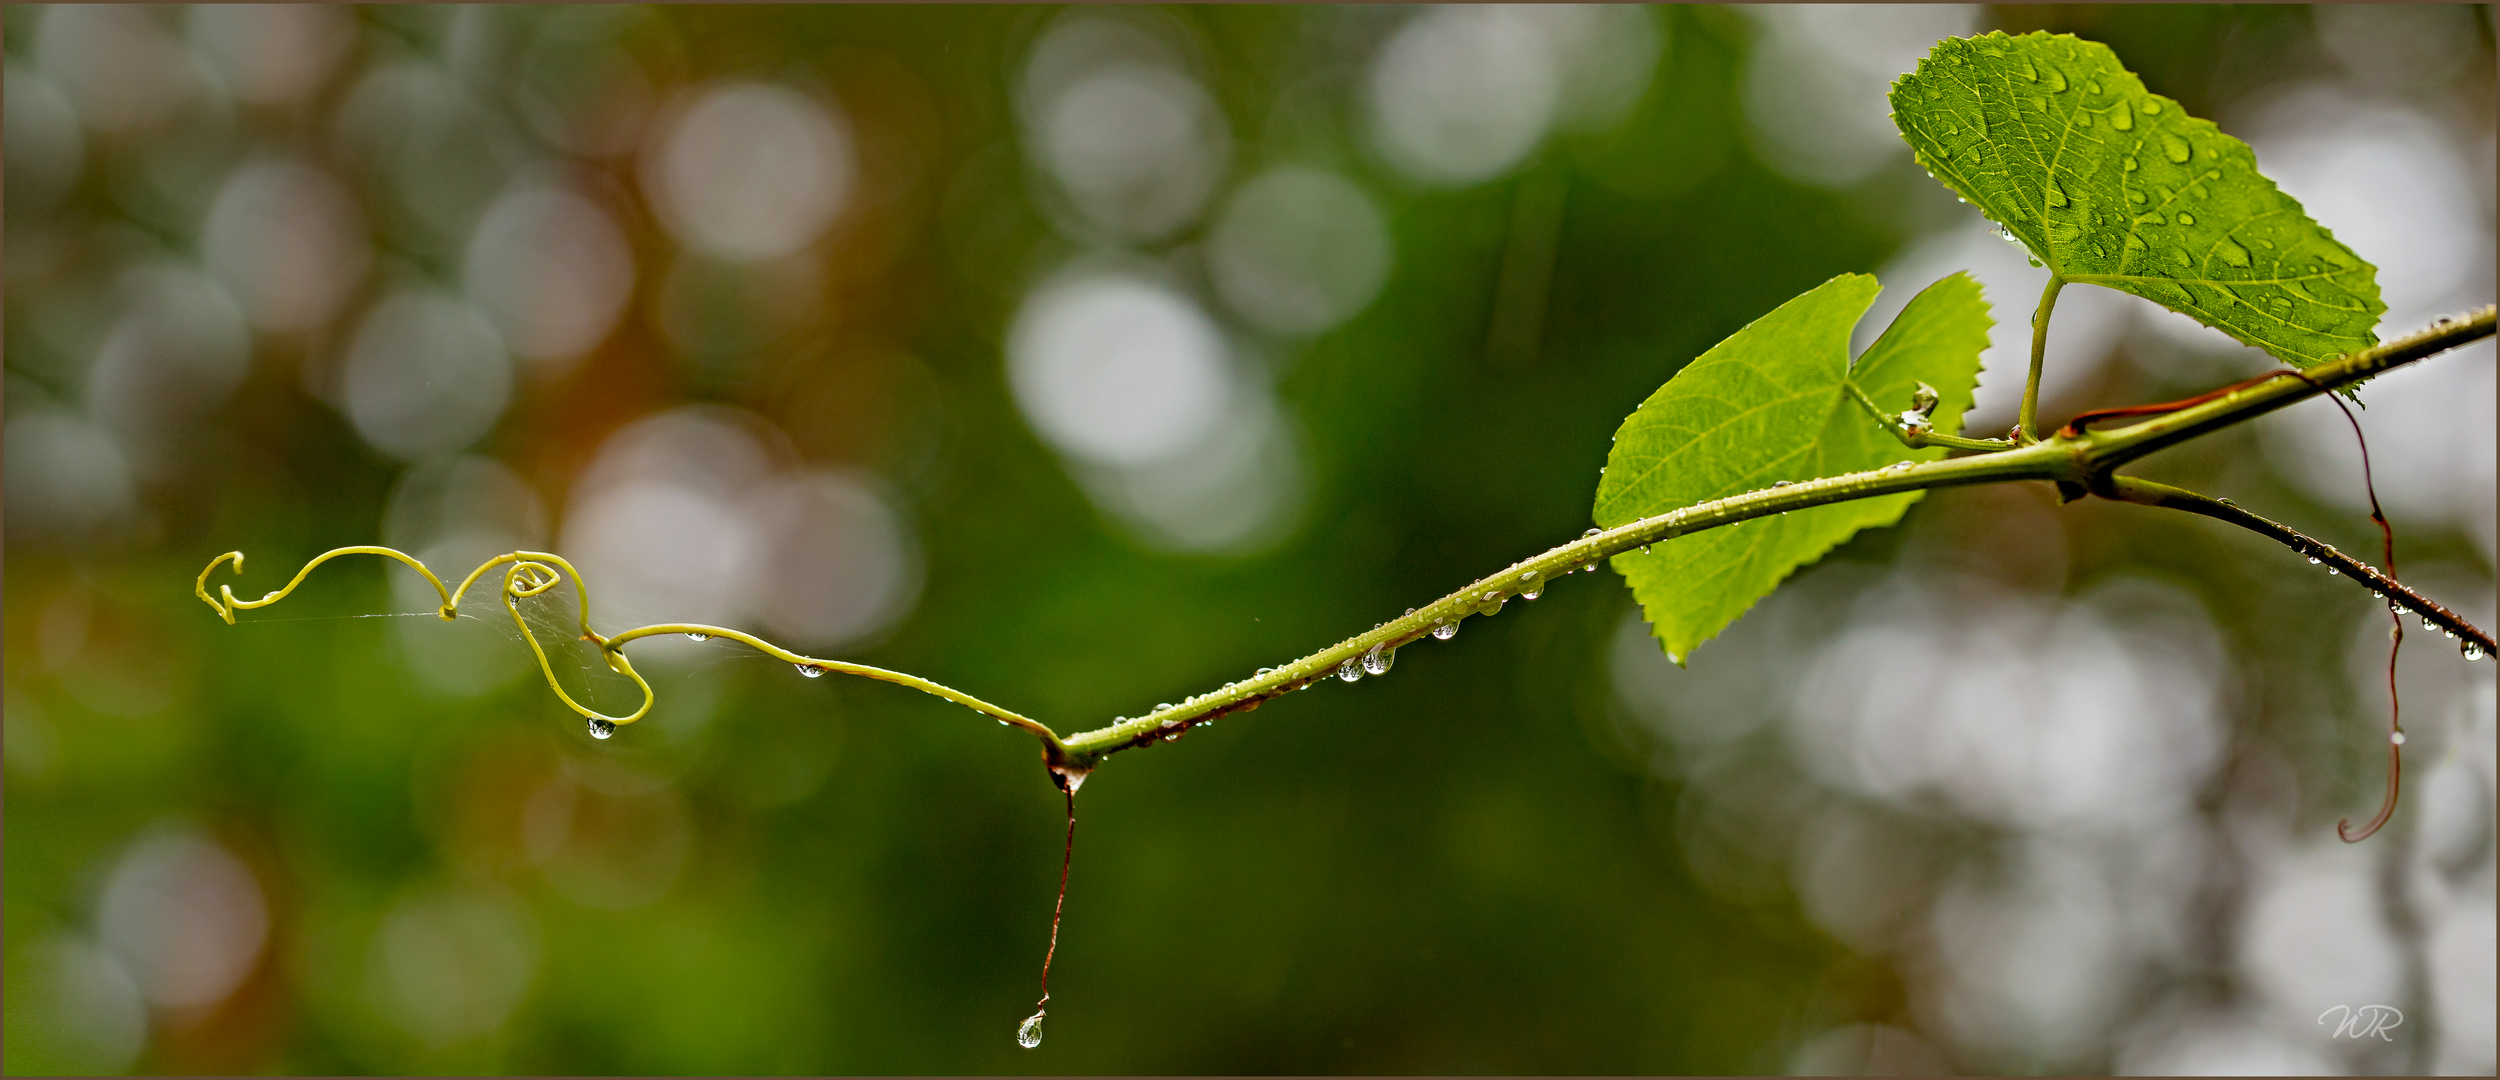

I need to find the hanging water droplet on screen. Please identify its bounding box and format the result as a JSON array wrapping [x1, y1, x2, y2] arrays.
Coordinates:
[[1362, 643, 1394, 676], [1258, 666, 1275, 675], [2306, 556, 2322, 565], [588, 717, 616, 740], [2391, 730, 2408, 745], [2465, 640, 2488, 661], [1018, 1011, 1045, 1049], [1157, 703, 1173, 711], [684, 632, 710, 642], [2327, 567, 2340, 576], [1432, 622, 1458, 641], [1161, 716, 1180, 729], [1522, 586, 1541, 601], [1582, 527, 1602, 539], [797, 664, 825, 678], [1337, 659, 1363, 683]]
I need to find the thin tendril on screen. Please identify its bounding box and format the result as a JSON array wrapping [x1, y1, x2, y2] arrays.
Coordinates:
[[2285, 370, 2406, 844], [1029, 786, 1077, 1036], [196, 546, 1067, 755], [2069, 368, 2412, 841]]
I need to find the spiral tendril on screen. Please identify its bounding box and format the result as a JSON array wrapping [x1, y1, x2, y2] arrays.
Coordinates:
[[196, 546, 1066, 754]]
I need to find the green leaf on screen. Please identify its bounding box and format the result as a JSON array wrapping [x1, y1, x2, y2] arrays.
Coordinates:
[[1889, 31, 2383, 367], [1595, 272, 1991, 664]]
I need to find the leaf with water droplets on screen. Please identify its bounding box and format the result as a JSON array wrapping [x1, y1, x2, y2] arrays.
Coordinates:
[[1594, 272, 1990, 664], [1889, 31, 2382, 367]]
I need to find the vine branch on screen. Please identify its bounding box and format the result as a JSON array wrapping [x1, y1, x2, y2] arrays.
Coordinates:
[[197, 307, 2493, 778]]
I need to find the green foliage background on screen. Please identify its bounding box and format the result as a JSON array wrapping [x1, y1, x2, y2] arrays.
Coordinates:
[[4, 6, 2492, 1074]]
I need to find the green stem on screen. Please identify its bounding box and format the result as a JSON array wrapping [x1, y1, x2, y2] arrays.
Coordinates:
[[1844, 379, 2017, 452], [1056, 304, 2494, 767], [2019, 274, 2066, 443], [2098, 476, 2491, 653]]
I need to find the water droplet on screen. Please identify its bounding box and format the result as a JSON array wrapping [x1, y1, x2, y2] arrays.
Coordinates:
[[2124, 233, 2147, 252], [2161, 135, 2190, 163], [2018, 60, 2038, 81], [2110, 104, 2133, 131], [1337, 659, 1363, 683], [1362, 644, 1394, 676], [2075, 112, 2091, 127], [684, 632, 710, 642], [1258, 667, 1275, 675], [2306, 556, 2322, 565], [1432, 623, 1459, 641], [1161, 716, 1180, 729], [1157, 703, 1173, 711], [2126, 188, 2147, 205], [797, 664, 825, 678], [2465, 640, 2488, 661], [2044, 68, 2068, 92], [2175, 212, 2195, 226], [2030, 95, 2048, 113], [2123, 156, 2138, 172], [2327, 567, 2340, 576], [2217, 240, 2249, 267], [2391, 731, 2408, 746], [2141, 99, 2160, 114], [1018, 1011, 1045, 1049], [1582, 527, 1602, 539], [588, 717, 616, 740]]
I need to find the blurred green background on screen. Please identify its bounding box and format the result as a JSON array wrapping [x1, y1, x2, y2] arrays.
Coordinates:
[[5, 5, 2494, 1074]]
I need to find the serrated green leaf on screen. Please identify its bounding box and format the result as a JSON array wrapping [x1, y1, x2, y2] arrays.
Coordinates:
[[1890, 31, 2383, 367], [1595, 272, 1991, 663]]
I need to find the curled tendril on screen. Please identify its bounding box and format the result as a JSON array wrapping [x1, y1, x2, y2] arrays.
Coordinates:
[[197, 546, 1068, 759]]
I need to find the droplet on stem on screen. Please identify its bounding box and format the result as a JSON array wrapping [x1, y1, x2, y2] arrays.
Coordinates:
[[1337, 659, 1363, 683], [1018, 1011, 1045, 1048], [588, 717, 616, 740], [2465, 640, 2488, 662], [797, 663, 825, 678], [1362, 643, 1394, 676], [1432, 622, 1459, 641], [683, 632, 710, 642]]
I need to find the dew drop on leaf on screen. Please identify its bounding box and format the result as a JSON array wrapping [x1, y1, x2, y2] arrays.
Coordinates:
[[2162, 135, 2191, 163], [2217, 239, 2250, 267], [2110, 104, 2133, 131], [2176, 212, 2195, 225], [2141, 99, 2160, 113]]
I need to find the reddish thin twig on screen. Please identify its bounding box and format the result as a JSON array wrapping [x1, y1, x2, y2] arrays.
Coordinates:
[[2068, 367, 2409, 841]]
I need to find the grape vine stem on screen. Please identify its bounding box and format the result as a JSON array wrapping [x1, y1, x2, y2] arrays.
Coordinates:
[[197, 307, 2492, 777]]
